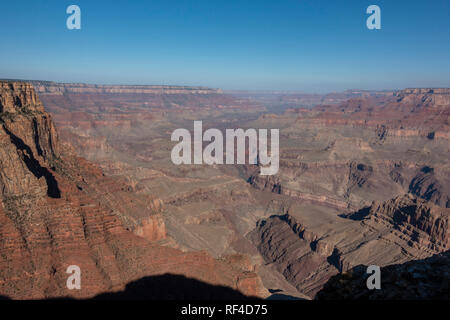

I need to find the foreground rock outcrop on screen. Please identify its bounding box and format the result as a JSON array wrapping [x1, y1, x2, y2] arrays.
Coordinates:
[[316, 250, 450, 300], [0, 81, 266, 299]]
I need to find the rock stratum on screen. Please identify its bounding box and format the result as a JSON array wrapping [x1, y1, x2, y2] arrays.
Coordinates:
[[0, 81, 266, 299], [346, 194, 449, 252]]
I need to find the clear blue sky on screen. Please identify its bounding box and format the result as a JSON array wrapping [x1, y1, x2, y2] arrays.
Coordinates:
[[1, 0, 449, 92]]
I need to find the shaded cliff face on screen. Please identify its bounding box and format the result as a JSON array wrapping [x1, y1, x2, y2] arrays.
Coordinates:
[[408, 167, 450, 208], [0, 82, 60, 199], [316, 250, 450, 300], [0, 81, 266, 299], [248, 213, 341, 297]]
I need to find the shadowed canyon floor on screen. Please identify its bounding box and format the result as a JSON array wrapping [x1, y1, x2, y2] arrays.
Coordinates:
[[1, 81, 449, 299]]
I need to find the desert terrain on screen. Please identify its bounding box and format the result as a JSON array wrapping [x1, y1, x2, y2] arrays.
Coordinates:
[[0, 81, 267, 299], [3, 81, 443, 299]]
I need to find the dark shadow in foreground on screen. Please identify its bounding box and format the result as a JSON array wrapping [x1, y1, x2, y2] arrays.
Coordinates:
[[0, 274, 261, 300], [92, 274, 261, 300]]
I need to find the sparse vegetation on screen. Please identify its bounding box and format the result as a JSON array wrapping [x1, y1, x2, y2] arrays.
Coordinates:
[[48, 156, 64, 173], [0, 107, 37, 123], [2, 194, 34, 226], [0, 111, 15, 122]]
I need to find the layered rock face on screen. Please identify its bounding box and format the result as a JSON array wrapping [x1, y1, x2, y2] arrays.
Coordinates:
[[396, 88, 450, 107], [249, 213, 341, 297], [0, 82, 59, 199], [0, 81, 265, 299], [279, 88, 449, 141], [353, 194, 449, 252], [408, 166, 450, 208], [1, 82, 45, 113], [315, 89, 449, 130]]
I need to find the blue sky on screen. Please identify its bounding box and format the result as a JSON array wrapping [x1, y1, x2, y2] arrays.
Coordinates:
[[0, 0, 449, 92]]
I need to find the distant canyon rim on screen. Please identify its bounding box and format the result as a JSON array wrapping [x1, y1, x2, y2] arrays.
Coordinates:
[[0, 80, 449, 299]]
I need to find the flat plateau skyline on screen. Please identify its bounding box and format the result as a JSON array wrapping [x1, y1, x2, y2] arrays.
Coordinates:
[[2, 78, 449, 96]]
